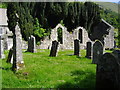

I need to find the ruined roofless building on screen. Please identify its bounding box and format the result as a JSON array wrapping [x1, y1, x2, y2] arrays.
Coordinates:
[[0, 8, 13, 50], [0, 8, 114, 50], [40, 19, 114, 50]]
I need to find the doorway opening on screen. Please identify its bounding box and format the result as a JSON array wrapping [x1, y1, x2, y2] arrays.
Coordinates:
[[79, 29, 83, 43], [57, 27, 63, 44]]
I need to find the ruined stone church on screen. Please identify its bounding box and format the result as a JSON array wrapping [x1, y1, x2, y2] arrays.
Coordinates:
[[40, 19, 114, 50], [0, 8, 115, 50]]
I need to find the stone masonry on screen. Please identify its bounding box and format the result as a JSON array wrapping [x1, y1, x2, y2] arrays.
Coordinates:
[[74, 39, 80, 56], [92, 40, 103, 64], [0, 35, 5, 59], [27, 35, 37, 53], [49, 40, 59, 57]]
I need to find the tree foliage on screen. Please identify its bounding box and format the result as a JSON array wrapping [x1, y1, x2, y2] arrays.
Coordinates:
[[100, 8, 119, 28], [7, 2, 102, 42], [33, 18, 47, 42], [7, 2, 18, 34]]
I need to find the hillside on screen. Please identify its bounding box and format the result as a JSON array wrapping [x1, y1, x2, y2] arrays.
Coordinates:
[[96, 2, 118, 13]]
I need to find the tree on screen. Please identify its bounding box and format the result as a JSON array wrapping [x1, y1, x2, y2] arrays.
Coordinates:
[[84, 2, 101, 33], [118, 1, 120, 48], [63, 2, 83, 31], [7, 2, 18, 34], [7, 2, 102, 42], [33, 18, 47, 42], [18, 2, 34, 40]]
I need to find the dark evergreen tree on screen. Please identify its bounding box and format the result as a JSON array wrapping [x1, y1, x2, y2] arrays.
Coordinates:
[[7, 2, 18, 34], [7, 2, 102, 42]]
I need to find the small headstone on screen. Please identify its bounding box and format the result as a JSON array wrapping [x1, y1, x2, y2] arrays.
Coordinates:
[[12, 23, 24, 71], [27, 35, 37, 53], [0, 35, 5, 59], [85, 41, 92, 59], [74, 39, 80, 56], [4, 35, 9, 50], [6, 47, 13, 63], [96, 53, 120, 89], [92, 40, 103, 64], [49, 40, 59, 57]]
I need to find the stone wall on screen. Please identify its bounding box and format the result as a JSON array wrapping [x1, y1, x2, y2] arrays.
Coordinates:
[[1, 23, 115, 50], [73, 26, 91, 49], [104, 27, 114, 49], [38, 23, 114, 50]]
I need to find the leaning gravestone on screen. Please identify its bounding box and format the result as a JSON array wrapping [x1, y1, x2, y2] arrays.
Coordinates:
[[6, 47, 13, 63], [27, 35, 37, 53], [0, 35, 5, 59], [12, 23, 24, 71], [74, 39, 80, 56], [92, 40, 103, 64], [49, 40, 59, 57], [96, 53, 120, 89], [85, 41, 92, 59]]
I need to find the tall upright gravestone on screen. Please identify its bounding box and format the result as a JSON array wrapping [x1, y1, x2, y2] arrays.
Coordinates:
[[49, 40, 59, 57], [85, 41, 92, 59], [0, 35, 5, 59], [92, 40, 103, 64], [96, 53, 120, 89], [74, 39, 80, 56], [27, 35, 37, 53], [12, 23, 24, 71]]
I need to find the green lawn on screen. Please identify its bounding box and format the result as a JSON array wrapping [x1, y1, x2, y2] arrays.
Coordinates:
[[1, 49, 96, 89]]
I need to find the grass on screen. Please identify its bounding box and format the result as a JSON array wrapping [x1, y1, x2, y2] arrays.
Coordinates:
[[1, 49, 96, 89]]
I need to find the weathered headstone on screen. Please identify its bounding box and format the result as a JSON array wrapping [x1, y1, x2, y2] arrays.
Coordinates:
[[74, 39, 80, 56], [27, 35, 37, 53], [92, 40, 103, 64], [112, 50, 120, 63], [49, 40, 59, 57], [4, 35, 9, 50], [96, 53, 120, 89], [12, 23, 24, 71], [114, 40, 117, 48], [85, 41, 92, 59], [0, 35, 5, 59], [6, 47, 13, 63]]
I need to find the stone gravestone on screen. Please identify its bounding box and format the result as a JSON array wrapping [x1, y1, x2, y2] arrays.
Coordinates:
[[6, 47, 13, 63], [96, 53, 120, 89], [92, 40, 103, 64], [49, 40, 59, 57], [27, 35, 37, 53], [0, 35, 5, 59], [74, 39, 80, 56], [12, 23, 24, 71], [112, 50, 120, 63], [4, 35, 9, 50], [85, 41, 92, 59]]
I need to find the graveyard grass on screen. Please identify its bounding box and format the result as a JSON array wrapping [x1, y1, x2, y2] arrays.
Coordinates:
[[1, 49, 96, 88]]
